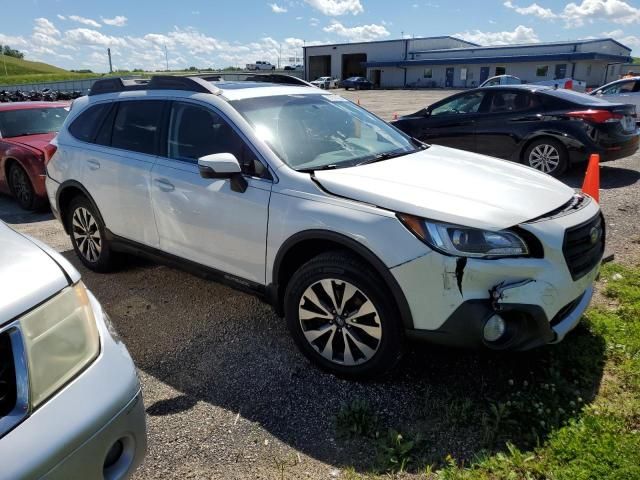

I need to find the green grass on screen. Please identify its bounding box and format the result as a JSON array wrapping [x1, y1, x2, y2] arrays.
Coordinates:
[[0, 54, 101, 86], [340, 262, 640, 479]]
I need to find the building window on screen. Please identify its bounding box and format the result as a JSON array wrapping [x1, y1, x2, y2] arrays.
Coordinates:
[[423, 68, 432, 78], [460, 67, 468, 80], [495, 66, 506, 76], [536, 65, 549, 77]]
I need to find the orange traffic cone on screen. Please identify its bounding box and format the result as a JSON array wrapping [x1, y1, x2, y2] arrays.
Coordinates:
[[582, 153, 600, 203]]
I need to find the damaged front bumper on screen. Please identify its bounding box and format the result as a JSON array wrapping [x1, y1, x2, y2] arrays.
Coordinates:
[[391, 201, 602, 351]]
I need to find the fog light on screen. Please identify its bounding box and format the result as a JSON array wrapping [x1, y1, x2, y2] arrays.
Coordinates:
[[104, 440, 124, 469], [484, 314, 506, 342]]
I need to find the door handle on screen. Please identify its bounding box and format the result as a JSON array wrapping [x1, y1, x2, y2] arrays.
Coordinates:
[[87, 159, 100, 170], [154, 178, 175, 192]]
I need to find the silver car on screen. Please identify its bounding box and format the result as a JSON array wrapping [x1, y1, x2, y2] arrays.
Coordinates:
[[591, 76, 640, 119], [0, 221, 146, 479]]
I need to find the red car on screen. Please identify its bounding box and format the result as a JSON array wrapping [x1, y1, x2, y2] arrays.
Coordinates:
[[0, 102, 69, 210]]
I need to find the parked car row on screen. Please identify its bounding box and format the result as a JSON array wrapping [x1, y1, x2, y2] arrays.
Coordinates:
[[1, 73, 632, 477], [0, 89, 84, 103]]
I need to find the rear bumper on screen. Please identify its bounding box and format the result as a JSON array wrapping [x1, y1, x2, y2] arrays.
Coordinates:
[[0, 291, 146, 480], [599, 131, 639, 162]]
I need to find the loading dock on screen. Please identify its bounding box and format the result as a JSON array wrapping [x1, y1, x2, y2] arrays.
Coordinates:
[[342, 53, 367, 79]]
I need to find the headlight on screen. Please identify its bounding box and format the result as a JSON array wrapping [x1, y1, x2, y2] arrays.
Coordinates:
[[398, 214, 529, 258], [19, 282, 100, 408]]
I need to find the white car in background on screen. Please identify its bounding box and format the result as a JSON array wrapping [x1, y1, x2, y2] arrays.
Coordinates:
[[246, 61, 276, 71], [480, 75, 587, 92], [311, 76, 338, 89], [0, 221, 146, 479], [591, 77, 640, 119]]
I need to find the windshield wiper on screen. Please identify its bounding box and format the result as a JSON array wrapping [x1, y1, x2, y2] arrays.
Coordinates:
[[297, 164, 340, 173], [355, 149, 416, 166]]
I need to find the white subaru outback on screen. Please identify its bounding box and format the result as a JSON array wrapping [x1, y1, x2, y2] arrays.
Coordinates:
[[45, 76, 604, 378]]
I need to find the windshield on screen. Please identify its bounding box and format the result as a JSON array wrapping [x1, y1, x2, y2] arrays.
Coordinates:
[[0, 107, 69, 138], [230, 94, 420, 171]]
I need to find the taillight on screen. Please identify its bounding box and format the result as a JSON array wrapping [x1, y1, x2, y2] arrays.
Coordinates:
[[43, 143, 58, 165], [567, 109, 623, 123]]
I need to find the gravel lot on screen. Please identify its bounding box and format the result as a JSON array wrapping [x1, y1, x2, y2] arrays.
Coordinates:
[[2, 88, 639, 479]]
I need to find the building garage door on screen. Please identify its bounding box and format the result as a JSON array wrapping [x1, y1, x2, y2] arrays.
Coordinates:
[[309, 55, 331, 81], [342, 53, 367, 79]]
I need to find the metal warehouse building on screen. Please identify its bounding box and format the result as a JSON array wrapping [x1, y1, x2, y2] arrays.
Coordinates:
[[303, 36, 632, 88]]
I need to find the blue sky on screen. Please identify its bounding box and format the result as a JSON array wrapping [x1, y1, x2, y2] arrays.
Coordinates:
[[1, 0, 638, 72]]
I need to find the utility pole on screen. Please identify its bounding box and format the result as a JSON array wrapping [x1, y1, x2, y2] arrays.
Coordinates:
[[164, 44, 169, 71], [2, 54, 7, 77], [278, 43, 282, 69], [107, 48, 113, 74]]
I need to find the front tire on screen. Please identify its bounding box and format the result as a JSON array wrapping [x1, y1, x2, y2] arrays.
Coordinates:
[[66, 196, 119, 272], [284, 251, 402, 379], [523, 138, 568, 177]]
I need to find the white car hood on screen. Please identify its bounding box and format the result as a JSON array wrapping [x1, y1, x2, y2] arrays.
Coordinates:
[[0, 222, 70, 324], [314, 145, 575, 230]]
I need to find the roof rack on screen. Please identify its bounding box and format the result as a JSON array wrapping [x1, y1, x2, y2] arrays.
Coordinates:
[[89, 75, 221, 96]]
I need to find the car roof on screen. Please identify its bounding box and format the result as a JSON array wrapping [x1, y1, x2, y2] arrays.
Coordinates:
[[478, 84, 549, 92], [0, 101, 70, 111]]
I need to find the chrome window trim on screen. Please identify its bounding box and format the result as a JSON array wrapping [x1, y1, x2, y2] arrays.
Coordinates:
[[0, 321, 30, 439]]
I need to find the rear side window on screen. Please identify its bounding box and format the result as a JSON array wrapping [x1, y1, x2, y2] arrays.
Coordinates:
[[68, 103, 111, 143], [111, 101, 164, 155], [488, 91, 539, 113]]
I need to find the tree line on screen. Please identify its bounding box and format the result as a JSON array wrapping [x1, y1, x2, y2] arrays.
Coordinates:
[[0, 45, 24, 59]]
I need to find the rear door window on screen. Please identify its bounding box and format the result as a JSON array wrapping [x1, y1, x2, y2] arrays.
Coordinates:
[[68, 103, 111, 143], [488, 91, 539, 113], [111, 101, 164, 155]]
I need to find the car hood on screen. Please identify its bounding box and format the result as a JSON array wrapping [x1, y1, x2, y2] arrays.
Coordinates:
[[313, 145, 575, 230], [0, 222, 69, 324], [4, 133, 55, 154]]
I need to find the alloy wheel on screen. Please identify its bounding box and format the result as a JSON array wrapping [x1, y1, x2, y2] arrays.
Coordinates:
[[528, 144, 560, 173], [10, 166, 32, 207], [298, 279, 382, 366], [72, 207, 102, 263]]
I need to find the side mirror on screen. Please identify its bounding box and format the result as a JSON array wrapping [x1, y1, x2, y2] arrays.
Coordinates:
[[197, 153, 247, 193]]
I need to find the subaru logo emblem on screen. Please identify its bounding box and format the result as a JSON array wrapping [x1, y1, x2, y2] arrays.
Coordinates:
[[589, 226, 600, 245]]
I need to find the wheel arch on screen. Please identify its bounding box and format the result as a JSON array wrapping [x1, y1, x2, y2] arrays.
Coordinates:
[[56, 180, 105, 235], [269, 229, 414, 329]]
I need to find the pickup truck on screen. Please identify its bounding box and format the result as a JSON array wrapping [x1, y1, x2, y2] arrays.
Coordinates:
[[246, 61, 276, 71]]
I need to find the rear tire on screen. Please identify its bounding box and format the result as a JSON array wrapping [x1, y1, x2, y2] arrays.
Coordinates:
[[284, 251, 403, 379], [8, 163, 39, 210], [523, 138, 568, 177], [66, 195, 119, 272]]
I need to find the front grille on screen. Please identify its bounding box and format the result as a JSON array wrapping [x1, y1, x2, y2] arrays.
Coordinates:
[[563, 214, 605, 280], [0, 325, 29, 438], [0, 332, 17, 419]]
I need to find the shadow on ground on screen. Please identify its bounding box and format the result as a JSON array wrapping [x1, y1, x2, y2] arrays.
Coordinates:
[[563, 163, 640, 190], [60, 251, 607, 472], [0, 195, 53, 224]]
